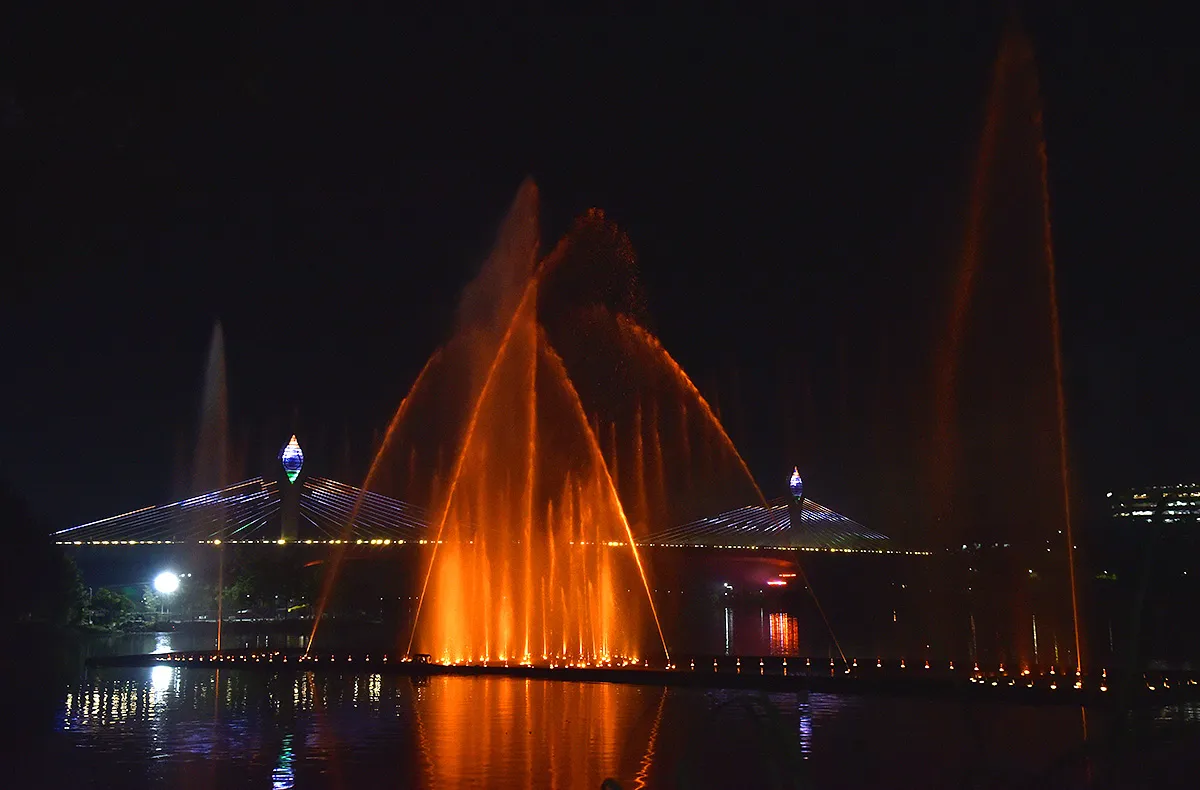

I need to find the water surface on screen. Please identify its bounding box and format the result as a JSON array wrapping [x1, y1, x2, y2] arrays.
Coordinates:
[[15, 631, 1198, 788]]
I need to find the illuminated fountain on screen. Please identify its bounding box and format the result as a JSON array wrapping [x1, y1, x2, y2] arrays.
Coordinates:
[[192, 321, 230, 498], [401, 182, 666, 664], [311, 180, 777, 665], [192, 320, 230, 651], [930, 26, 1080, 673]]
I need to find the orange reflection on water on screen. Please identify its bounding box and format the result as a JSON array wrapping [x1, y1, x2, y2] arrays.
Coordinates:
[[413, 677, 656, 787], [769, 612, 800, 656], [633, 689, 668, 789]]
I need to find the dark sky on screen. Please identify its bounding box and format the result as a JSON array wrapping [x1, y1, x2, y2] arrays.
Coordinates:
[[4, 7, 1197, 537]]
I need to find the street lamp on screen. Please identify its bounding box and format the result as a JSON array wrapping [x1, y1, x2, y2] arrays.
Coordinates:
[[154, 571, 180, 594], [154, 571, 180, 619]]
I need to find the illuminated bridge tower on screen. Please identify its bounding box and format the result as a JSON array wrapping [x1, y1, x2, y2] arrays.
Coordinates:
[[279, 435, 305, 541], [787, 466, 806, 535]]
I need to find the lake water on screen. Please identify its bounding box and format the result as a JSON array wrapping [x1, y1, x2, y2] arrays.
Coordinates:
[[12, 631, 1199, 788]]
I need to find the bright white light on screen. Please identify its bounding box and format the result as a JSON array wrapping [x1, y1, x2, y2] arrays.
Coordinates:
[[151, 664, 174, 690], [154, 571, 180, 594]]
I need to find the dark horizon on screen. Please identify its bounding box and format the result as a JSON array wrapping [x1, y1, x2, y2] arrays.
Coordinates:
[[5, 8, 1197, 539]]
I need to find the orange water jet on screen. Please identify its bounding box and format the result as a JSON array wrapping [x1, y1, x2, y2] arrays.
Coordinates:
[[632, 399, 649, 529], [1033, 69, 1083, 679], [308, 348, 443, 653], [404, 186, 664, 663], [540, 334, 670, 661], [932, 32, 1010, 519], [614, 312, 847, 664], [522, 329, 536, 661], [933, 25, 1082, 674], [649, 397, 667, 527], [404, 273, 540, 658], [615, 314, 767, 504]]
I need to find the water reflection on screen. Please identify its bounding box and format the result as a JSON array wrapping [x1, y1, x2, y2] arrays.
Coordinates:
[[723, 606, 733, 655], [1156, 702, 1200, 723], [153, 633, 174, 654], [52, 666, 1118, 788], [151, 664, 173, 688], [413, 677, 639, 785], [632, 689, 667, 789], [797, 698, 812, 759], [271, 734, 295, 790], [769, 612, 800, 656]]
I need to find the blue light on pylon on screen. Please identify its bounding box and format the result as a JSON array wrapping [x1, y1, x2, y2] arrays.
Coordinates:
[[280, 435, 304, 483], [789, 467, 804, 500]]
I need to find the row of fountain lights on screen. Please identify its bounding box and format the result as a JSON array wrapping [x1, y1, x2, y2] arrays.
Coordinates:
[[645, 544, 933, 556], [147, 651, 1200, 694], [66, 539, 651, 547], [151, 652, 651, 669]]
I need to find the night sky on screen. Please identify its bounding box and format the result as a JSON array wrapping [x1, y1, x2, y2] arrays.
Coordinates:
[[5, 7, 1197, 539]]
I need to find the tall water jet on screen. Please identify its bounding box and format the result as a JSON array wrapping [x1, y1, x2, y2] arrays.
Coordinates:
[[1033, 52, 1082, 681], [192, 321, 229, 496], [931, 26, 1080, 671], [192, 321, 229, 649]]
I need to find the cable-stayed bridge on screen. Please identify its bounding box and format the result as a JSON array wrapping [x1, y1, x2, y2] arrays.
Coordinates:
[[52, 476, 431, 546], [641, 497, 893, 552], [53, 476, 907, 554]]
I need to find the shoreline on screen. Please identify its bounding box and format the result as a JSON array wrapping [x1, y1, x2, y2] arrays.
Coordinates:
[[86, 648, 1199, 709]]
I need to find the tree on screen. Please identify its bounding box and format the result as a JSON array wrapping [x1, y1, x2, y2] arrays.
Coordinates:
[[0, 481, 87, 627], [175, 580, 217, 619], [142, 588, 164, 618], [222, 567, 262, 612], [88, 587, 136, 629], [49, 553, 87, 626]]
